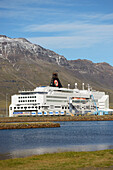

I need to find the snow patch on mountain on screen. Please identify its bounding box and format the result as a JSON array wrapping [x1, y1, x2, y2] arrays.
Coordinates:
[[0, 35, 68, 66]]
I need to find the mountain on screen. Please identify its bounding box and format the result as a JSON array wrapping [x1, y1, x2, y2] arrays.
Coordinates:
[[0, 35, 68, 66], [69, 59, 113, 90], [0, 35, 113, 115]]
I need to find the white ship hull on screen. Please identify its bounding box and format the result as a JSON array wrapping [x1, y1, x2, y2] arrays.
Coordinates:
[[9, 73, 113, 117]]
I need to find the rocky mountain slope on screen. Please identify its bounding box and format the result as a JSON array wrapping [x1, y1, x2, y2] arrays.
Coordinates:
[[0, 35, 68, 66], [69, 59, 113, 90], [0, 35, 113, 115]]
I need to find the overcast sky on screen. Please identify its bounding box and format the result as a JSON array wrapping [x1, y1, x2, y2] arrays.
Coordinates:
[[0, 0, 113, 65]]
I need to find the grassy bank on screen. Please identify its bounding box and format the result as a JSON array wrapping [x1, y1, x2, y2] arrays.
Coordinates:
[[0, 115, 113, 123], [0, 122, 60, 130], [0, 149, 113, 170]]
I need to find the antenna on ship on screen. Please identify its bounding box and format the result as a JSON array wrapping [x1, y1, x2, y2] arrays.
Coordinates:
[[75, 83, 77, 89], [68, 84, 70, 89], [82, 83, 85, 90], [50, 73, 63, 88]]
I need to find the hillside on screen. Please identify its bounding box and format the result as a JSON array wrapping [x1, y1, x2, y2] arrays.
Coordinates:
[[0, 35, 113, 115]]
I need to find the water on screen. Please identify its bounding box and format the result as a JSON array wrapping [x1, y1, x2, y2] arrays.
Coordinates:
[[0, 121, 113, 160]]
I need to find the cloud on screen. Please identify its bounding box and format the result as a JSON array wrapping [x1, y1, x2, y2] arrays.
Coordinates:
[[0, 0, 66, 21], [0, 0, 76, 11], [24, 23, 81, 32], [1, 0, 113, 27], [28, 34, 112, 49], [77, 13, 113, 22], [1, 0, 113, 22], [24, 22, 113, 33], [0, 0, 87, 9], [1, 0, 113, 50], [26, 21, 113, 49], [23, 11, 113, 34]]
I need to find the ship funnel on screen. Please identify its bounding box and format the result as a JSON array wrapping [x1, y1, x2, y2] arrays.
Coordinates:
[[50, 73, 63, 88]]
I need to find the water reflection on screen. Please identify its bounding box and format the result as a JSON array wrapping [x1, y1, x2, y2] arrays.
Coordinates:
[[1, 144, 113, 160], [0, 121, 113, 160]]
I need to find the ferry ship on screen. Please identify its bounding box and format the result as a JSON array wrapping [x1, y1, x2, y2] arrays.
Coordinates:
[[9, 73, 113, 117]]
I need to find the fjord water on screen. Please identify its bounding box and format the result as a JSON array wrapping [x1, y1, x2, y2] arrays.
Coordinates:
[[0, 121, 113, 160]]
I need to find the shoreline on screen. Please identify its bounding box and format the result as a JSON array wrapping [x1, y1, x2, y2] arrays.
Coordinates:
[[0, 149, 113, 169], [0, 115, 113, 123], [0, 122, 60, 130], [0, 115, 113, 129]]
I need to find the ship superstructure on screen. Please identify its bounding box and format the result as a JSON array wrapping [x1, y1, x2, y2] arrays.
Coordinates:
[[9, 73, 113, 117]]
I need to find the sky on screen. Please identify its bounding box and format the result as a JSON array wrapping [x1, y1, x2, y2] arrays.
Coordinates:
[[0, 0, 113, 65]]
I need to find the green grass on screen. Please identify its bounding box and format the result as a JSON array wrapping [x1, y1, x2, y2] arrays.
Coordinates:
[[0, 149, 113, 170]]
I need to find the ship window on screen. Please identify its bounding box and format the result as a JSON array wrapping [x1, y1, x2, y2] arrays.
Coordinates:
[[46, 96, 67, 99], [17, 107, 20, 109], [43, 106, 49, 109], [10, 107, 12, 110], [86, 106, 90, 109], [14, 107, 16, 109], [77, 105, 79, 109], [54, 90, 73, 93], [50, 105, 54, 109], [55, 106, 61, 108], [21, 107, 23, 109], [28, 106, 30, 109], [47, 100, 67, 102], [62, 106, 64, 109]]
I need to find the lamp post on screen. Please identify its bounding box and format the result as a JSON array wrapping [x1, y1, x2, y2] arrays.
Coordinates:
[[6, 93, 8, 117]]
